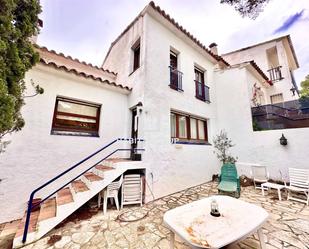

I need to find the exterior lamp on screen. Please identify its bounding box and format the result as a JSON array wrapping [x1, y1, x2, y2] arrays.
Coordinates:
[[280, 134, 287, 146], [290, 87, 296, 96]]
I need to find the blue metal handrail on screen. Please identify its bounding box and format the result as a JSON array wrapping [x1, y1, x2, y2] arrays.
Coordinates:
[[22, 138, 144, 243]]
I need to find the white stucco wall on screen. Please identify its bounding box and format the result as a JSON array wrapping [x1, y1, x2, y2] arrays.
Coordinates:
[[141, 14, 220, 199], [0, 65, 130, 223], [215, 67, 309, 180], [222, 40, 298, 102]]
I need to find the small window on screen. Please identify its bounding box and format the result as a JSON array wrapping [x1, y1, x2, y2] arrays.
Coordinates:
[[169, 51, 183, 91], [194, 67, 210, 102], [170, 111, 208, 143], [270, 93, 283, 104], [132, 41, 140, 72], [51, 97, 101, 136]]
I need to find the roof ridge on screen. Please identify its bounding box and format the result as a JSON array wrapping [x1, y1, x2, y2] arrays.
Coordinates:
[[35, 45, 117, 75]]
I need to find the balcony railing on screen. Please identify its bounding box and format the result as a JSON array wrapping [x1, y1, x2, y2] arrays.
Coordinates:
[[195, 80, 210, 102], [252, 98, 309, 130], [267, 66, 283, 82], [169, 66, 183, 91]]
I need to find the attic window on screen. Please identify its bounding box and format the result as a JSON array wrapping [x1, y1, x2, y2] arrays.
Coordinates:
[[132, 40, 140, 72]]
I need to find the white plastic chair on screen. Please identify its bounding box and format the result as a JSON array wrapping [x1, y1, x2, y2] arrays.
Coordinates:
[[121, 174, 143, 208], [251, 166, 269, 189], [98, 174, 123, 214], [284, 168, 309, 205]]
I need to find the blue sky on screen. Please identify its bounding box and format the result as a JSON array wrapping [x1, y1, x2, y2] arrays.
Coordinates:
[[38, 0, 309, 85]]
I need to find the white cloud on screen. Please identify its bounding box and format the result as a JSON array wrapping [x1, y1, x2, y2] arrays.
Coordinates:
[[38, 0, 309, 84]]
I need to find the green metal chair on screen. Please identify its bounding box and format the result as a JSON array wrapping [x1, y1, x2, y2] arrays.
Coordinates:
[[218, 163, 241, 198]]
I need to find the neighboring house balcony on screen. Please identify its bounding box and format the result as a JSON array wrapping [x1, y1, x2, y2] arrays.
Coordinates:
[[267, 66, 283, 82], [195, 80, 210, 102], [252, 98, 309, 130], [169, 66, 183, 91]]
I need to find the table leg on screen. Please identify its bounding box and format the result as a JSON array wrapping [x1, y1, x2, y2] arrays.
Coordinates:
[[278, 188, 282, 201], [169, 232, 175, 249], [257, 228, 266, 249], [262, 186, 265, 196]]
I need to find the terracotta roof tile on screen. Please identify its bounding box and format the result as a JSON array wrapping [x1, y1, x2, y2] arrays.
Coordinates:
[[35, 46, 131, 91]]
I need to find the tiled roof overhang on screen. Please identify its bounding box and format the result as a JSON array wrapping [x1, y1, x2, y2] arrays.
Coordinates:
[[36, 46, 131, 91]]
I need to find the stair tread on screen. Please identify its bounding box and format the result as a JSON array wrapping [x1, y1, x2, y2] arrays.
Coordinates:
[[38, 198, 56, 222], [57, 188, 73, 205], [105, 158, 131, 162], [83, 172, 103, 182], [72, 180, 89, 193], [15, 210, 40, 238], [95, 165, 115, 171]]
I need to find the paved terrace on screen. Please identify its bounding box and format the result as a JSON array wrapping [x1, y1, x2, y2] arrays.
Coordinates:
[[0, 181, 308, 249]]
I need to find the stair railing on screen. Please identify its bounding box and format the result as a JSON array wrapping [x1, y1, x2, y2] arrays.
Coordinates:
[[22, 138, 144, 243]]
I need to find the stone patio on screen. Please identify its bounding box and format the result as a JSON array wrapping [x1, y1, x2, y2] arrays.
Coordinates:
[[1, 181, 308, 249]]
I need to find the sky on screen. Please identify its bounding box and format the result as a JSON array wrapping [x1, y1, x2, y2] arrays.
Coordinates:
[[37, 0, 309, 85]]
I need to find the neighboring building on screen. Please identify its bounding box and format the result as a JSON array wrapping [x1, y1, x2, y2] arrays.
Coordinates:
[[222, 35, 300, 103], [1, 3, 308, 244]]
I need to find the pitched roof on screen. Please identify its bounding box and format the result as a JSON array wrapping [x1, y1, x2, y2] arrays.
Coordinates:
[[36, 46, 131, 91], [248, 61, 272, 85], [222, 35, 299, 68], [103, 1, 229, 66]]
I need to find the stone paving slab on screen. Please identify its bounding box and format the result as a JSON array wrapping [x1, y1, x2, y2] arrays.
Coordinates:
[[1, 181, 309, 249]]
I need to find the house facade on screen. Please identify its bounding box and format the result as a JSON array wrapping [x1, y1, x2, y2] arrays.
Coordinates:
[[1, 1, 308, 226]]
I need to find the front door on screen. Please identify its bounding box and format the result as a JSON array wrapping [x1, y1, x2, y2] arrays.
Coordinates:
[[131, 108, 138, 159]]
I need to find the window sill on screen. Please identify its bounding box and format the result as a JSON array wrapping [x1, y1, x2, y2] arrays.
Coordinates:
[[173, 140, 211, 145], [129, 66, 140, 76], [195, 96, 211, 103], [51, 130, 99, 137], [169, 85, 184, 92]]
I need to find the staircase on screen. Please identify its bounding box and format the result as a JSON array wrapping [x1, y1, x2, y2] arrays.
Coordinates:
[[12, 138, 144, 248]]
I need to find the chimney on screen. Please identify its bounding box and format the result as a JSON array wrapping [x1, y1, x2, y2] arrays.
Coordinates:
[[209, 42, 218, 55]]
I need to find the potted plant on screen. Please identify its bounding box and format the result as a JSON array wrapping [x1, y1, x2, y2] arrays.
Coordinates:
[[213, 130, 237, 166]]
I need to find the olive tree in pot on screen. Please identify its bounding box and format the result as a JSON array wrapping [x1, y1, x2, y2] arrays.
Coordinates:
[[213, 130, 237, 165]]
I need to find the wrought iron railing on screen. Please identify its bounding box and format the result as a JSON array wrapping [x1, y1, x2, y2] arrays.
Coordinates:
[[169, 66, 183, 91], [195, 80, 210, 102], [22, 138, 144, 243], [267, 66, 283, 82]]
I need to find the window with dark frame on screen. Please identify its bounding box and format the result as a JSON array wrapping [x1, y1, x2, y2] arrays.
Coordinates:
[[169, 51, 183, 91], [194, 67, 210, 102], [51, 97, 101, 136], [133, 43, 140, 72], [170, 111, 208, 143]]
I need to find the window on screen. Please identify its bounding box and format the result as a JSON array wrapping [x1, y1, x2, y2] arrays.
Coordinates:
[[170, 111, 208, 143], [169, 51, 183, 91], [194, 67, 210, 102], [132, 40, 140, 72], [52, 97, 101, 136], [270, 93, 283, 104]]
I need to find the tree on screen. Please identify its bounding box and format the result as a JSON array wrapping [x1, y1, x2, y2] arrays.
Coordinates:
[[220, 0, 270, 19], [0, 0, 42, 152], [213, 130, 238, 165], [300, 75, 309, 98]]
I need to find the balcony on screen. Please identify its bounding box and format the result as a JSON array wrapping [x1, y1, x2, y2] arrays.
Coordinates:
[[252, 98, 309, 130], [169, 66, 183, 91], [195, 80, 210, 102], [267, 66, 284, 82]]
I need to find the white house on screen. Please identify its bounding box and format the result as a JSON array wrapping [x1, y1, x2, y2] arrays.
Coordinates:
[[1, 2, 308, 246]]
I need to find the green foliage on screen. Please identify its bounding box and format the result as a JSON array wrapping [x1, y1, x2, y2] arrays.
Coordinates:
[[220, 0, 270, 19], [300, 75, 309, 98], [0, 0, 41, 151], [213, 130, 238, 165], [252, 118, 263, 131]]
